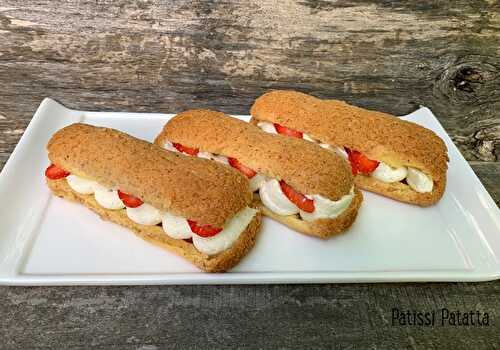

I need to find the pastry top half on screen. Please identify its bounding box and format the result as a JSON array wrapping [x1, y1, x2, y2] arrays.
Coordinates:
[[250, 90, 448, 183], [47, 123, 251, 227], [154, 109, 354, 201]]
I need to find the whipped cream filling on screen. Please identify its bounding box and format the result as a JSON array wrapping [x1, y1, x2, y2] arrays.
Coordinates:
[[198, 151, 212, 160], [259, 178, 354, 221], [333, 147, 348, 159], [193, 207, 257, 255], [259, 179, 299, 216], [256, 121, 434, 193], [93, 183, 125, 210], [66, 175, 98, 195], [162, 212, 193, 239], [302, 133, 317, 142], [249, 173, 268, 193], [372, 163, 432, 193], [257, 121, 277, 134], [371, 161, 407, 183], [299, 187, 354, 222], [126, 203, 162, 226], [212, 154, 230, 165], [406, 167, 433, 193], [65, 174, 255, 255]]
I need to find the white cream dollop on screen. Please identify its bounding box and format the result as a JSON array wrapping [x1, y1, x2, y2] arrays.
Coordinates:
[[371, 162, 408, 183], [334, 147, 348, 159], [93, 184, 125, 210], [257, 121, 277, 134], [192, 207, 257, 256], [303, 133, 317, 142], [259, 179, 299, 215], [212, 154, 229, 165], [66, 175, 98, 195], [198, 151, 212, 160], [258, 178, 354, 221], [299, 187, 355, 222], [406, 167, 433, 193], [163, 141, 178, 153], [162, 212, 192, 239], [126, 203, 163, 225], [249, 173, 268, 192]]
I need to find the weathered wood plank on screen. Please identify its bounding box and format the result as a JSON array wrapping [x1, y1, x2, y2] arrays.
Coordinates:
[[0, 282, 499, 349], [0, 0, 498, 162]]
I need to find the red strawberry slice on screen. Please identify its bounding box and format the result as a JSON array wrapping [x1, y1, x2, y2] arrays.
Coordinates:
[[172, 142, 199, 156], [187, 220, 223, 238], [228, 157, 257, 178], [345, 148, 379, 175], [356, 154, 379, 174], [45, 164, 70, 180], [117, 190, 144, 208], [279, 180, 315, 213], [274, 123, 303, 138], [345, 148, 359, 175]]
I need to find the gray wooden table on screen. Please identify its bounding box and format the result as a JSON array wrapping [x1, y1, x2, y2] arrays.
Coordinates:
[[0, 1, 499, 348]]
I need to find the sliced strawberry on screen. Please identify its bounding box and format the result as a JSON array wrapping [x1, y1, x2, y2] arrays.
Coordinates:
[[187, 220, 223, 238], [228, 157, 257, 178], [274, 123, 303, 138], [172, 142, 199, 156], [279, 180, 315, 213], [45, 164, 70, 180], [356, 154, 379, 173], [117, 190, 144, 208], [345, 148, 379, 175], [345, 148, 359, 175]]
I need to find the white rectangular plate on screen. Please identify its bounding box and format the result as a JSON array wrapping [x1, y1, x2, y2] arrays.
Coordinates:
[[0, 98, 499, 285]]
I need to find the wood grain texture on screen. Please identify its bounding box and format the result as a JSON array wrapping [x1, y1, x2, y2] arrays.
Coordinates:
[[0, 283, 499, 349], [0, 0, 499, 348], [0, 0, 499, 164]]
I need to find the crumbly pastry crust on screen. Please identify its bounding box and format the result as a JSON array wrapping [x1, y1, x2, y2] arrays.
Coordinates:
[[255, 189, 363, 239], [47, 179, 261, 272], [155, 109, 353, 201], [47, 123, 251, 226], [250, 90, 448, 206]]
